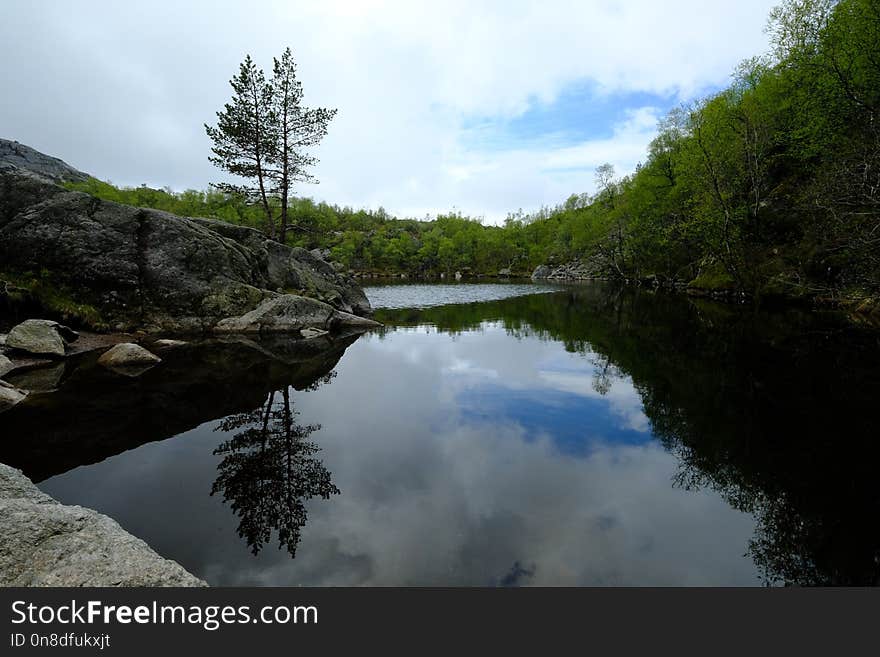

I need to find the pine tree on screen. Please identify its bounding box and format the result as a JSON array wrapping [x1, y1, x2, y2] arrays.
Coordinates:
[[205, 55, 277, 238], [206, 49, 336, 242], [270, 48, 337, 243]]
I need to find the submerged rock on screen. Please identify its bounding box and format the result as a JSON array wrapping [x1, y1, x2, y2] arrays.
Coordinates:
[[97, 343, 161, 368], [6, 319, 77, 357], [0, 463, 206, 586], [153, 339, 188, 349], [300, 327, 329, 339], [5, 362, 65, 393], [0, 380, 28, 412], [215, 294, 381, 334]]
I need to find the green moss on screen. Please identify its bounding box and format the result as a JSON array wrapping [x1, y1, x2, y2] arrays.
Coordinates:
[[0, 271, 107, 329], [688, 263, 736, 292]]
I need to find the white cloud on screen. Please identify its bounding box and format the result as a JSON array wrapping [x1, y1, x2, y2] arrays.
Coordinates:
[[0, 0, 778, 222], [538, 370, 651, 433]]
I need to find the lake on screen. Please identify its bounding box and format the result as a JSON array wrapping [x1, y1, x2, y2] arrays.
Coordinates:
[[2, 281, 878, 585]]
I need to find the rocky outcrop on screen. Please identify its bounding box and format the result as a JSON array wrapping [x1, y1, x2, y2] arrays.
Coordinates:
[[0, 140, 373, 333], [0, 463, 206, 586], [0, 139, 89, 184], [531, 255, 611, 281], [6, 319, 78, 357], [215, 294, 381, 334]]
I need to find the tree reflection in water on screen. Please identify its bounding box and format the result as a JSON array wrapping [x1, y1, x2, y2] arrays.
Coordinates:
[[211, 372, 339, 558]]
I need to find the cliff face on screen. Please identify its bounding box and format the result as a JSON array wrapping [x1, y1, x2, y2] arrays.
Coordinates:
[[0, 139, 372, 332]]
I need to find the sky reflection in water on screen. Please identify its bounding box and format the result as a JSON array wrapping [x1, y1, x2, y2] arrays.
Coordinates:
[[38, 288, 762, 586]]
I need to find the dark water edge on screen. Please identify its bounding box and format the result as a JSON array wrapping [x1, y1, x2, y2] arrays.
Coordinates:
[[2, 282, 878, 586]]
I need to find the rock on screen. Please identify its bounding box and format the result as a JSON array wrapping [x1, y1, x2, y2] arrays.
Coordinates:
[[0, 380, 28, 412], [97, 343, 161, 368], [0, 355, 13, 378], [215, 294, 382, 334], [300, 327, 329, 339], [0, 333, 6, 348], [0, 463, 206, 586], [0, 138, 89, 183], [455, 271, 463, 281], [0, 143, 373, 332], [531, 255, 609, 281], [153, 339, 187, 349], [6, 319, 76, 357], [498, 268, 512, 277], [531, 265, 551, 279]]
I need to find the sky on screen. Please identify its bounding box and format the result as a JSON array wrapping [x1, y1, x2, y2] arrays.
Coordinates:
[[0, 0, 779, 223]]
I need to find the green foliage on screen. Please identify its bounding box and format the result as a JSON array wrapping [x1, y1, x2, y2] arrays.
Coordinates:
[[63, 1, 879, 297], [0, 270, 106, 329]]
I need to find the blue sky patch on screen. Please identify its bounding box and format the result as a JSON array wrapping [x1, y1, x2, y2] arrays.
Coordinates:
[[457, 384, 653, 457], [461, 80, 676, 151]]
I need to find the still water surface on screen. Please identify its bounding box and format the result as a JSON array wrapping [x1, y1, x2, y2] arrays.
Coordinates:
[[3, 282, 878, 585]]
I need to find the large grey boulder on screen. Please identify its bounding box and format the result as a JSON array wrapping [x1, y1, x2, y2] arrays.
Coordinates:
[[6, 319, 77, 356], [97, 342, 161, 368], [0, 464, 206, 586], [215, 294, 381, 335], [0, 142, 373, 332]]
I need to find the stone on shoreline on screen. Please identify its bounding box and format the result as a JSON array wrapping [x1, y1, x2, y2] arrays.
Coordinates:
[[6, 319, 78, 357], [215, 294, 381, 334]]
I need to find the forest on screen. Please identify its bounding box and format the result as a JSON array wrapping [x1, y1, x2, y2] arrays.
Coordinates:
[[66, 0, 879, 303]]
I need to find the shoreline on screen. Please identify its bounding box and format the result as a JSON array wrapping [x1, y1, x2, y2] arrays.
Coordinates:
[[0, 463, 205, 587]]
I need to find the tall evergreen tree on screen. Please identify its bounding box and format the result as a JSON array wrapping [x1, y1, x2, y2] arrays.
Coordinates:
[[206, 49, 336, 242], [270, 48, 337, 242], [205, 55, 277, 238]]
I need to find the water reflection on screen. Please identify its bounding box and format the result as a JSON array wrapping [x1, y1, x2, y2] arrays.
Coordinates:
[[2, 282, 878, 586], [211, 378, 339, 558], [374, 285, 880, 585]]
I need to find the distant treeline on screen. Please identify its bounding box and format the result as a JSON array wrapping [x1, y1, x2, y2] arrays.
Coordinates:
[[67, 0, 879, 300]]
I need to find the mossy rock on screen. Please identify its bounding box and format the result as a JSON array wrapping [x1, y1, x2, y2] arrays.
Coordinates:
[[688, 264, 736, 292]]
